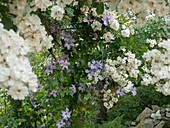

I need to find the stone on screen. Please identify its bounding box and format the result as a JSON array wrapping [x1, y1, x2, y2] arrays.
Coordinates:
[[142, 119, 154, 128], [155, 121, 165, 128], [160, 108, 166, 113], [162, 117, 170, 121], [165, 108, 170, 112], [151, 110, 161, 120], [166, 112, 170, 118], [152, 105, 160, 112], [136, 107, 153, 122], [153, 119, 161, 126], [160, 112, 165, 117], [131, 122, 136, 126]]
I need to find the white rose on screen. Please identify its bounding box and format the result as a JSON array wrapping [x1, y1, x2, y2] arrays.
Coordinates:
[[121, 29, 130, 37]]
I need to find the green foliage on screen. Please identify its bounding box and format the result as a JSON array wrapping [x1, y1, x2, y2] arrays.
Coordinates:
[[97, 115, 124, 128], [0, 0, 169, 128], [65, 7, 75, 16], [96, 2, 104, 15], [0, 4, 17, 31], [106, 85, 170, 127]]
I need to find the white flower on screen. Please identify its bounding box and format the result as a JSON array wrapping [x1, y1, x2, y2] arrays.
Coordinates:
[[0, 29, 26, 55], [157, 68, 169, 79], [158, 39, 170, 52], [11, 57, 32, 82], [122, 25, 126, 29], [103, 94, 107, 98], [98, 75, 104, 80], [162, 81, 170, 96], [9, 0, 31, 17], [31, 0, 52, 11], [104, 102, 108, 108], [150, 76, 159, 84], [110, 20, 120, 31], [103, 32, 114, 42], [112, 97, 118, 103], [87, 0, 92, 5], [91, 8, 98, 17], [124, 81, 134, 93], [161, 52, 170, 64], [0, 65, 10, 83], [41, 35, 53, 49], [146, 39, 157, 48], [122, 48, 126, 52], [107, 89, 111, 93], [73, 1, 78, 6], [130, 29, 135, 35], [80, 5, 89, 16], [57, 0, 73, 7], [121, 29, 130, 37], [109, 101, 113, 107], [51, 5, 65, 20], [91, 21, 102, 31], [8, 82, 29, 100], [26, 73, 38, 92]]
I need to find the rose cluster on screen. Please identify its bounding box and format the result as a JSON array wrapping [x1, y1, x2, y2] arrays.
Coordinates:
[[0, 0, 53, 100], [0, 23, 38, 100], [142, 39, 170, 96], [9, 0, 53, 53]]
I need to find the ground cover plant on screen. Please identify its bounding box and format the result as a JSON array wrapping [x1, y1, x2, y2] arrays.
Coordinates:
[[0, 0, 170, 127]]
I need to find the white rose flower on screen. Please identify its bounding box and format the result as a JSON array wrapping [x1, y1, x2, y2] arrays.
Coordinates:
[[51, 5, 65, 20], [103, 32, 114, 42], [104, 102, 108, 108], [122, 25, 126, 29], [107, 89, 111, 93], [110, 20, 120, 31], [26, 73, 38, 92], [91, 21, 102, 31], [0, 65, 10, 83], [162, 81, 170, 96], [31, 0, 52, 11], [121, 29, 130, 37], [57, 0, 73, 7], [8, 82, 29, 100]]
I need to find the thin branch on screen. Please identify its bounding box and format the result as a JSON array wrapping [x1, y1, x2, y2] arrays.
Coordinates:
[[37, 9, 58, 60]]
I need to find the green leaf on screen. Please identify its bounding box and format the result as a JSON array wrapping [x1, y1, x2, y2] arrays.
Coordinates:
[[0, 116, 6, 123], [65, 7, 74, 16], [81, 59, 85, 65], [79, 0, 86, 7], [1, 13, 17, 31], [72, 47, 77, 54], [13, 121, 18, 128], [60, 91, 65, 97], [98, 115, 124, 128], [16, 119, 26, 122], [42, 12, 49, 17], [57, 38, 62, 45], [0, 5, 9, 12], [51, 79, 58, 86], [96, 2, 104, 15]]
